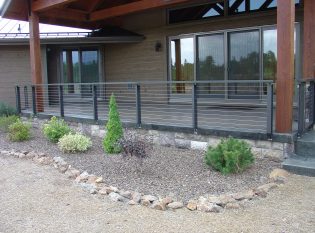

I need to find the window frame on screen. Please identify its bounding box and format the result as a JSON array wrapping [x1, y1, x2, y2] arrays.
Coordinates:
[[167, 23, 301, 100], [59, 46, 103, 84]]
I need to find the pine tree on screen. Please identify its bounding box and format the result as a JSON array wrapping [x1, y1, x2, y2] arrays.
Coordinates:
[[103, 94, 123, 153]]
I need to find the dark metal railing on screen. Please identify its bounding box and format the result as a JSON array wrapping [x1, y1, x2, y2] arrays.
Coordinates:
[[297, 79, 315, 136], [15, 80, 274, 136]]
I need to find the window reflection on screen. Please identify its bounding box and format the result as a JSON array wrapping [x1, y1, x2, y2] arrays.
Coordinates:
[[197, 34, 225, 97], [171, 38, 194, 94]]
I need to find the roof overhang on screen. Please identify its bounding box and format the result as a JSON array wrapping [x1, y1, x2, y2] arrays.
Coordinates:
[[0, 0, 198, 29], [0, 35, 144, 46]]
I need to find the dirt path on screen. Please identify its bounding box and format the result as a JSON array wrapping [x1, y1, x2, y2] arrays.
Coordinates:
[[0, 156, 314, 233]]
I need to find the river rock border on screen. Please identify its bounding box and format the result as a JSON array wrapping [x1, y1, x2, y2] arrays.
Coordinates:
[[0, 148, 290, 213]]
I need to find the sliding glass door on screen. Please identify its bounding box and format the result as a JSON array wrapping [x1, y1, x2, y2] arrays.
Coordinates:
[[228, 30, 260, 99], [197, 33, 225, 98], [170, 37, 194, 94], [169, 24, 299, 100], [62, 48, 100, 96]]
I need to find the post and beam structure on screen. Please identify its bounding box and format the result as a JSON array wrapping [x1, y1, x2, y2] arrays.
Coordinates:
[[275, 0, 295, 133], [303, 0, 315, 80], [29, 9, 44, 112]]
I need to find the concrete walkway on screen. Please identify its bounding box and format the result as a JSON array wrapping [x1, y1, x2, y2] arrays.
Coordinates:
[[0, 156, 314, 233]]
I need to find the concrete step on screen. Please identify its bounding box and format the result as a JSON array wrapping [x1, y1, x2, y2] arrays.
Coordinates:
[[295, 130, 315, 158], [282, 156, 315, 177]]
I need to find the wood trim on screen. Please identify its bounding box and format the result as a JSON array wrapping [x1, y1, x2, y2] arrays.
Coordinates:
[[40, 8, 88, 21], [29, 12, 44, 112], [303, 0, 315, 79], [90, 0, 193, 21], [32, 0, 78, 12], [275, 0, 295, 133]]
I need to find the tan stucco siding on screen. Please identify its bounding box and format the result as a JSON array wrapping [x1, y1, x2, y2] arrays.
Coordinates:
[[0, 46, 31, 106]]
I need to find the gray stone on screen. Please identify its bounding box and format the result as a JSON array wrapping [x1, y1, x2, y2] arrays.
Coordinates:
[[191, 141, 208, 151], [75, 171, 89, 183], [161, 197, 173, 205], [251, 147, 263, 159], [131, 192, 141, 203], [109, 192, 126, 202], [159, 132, 175, 147], [119, 190, 132, 199], [141, 195, 158, 202], [225, 203, 241, 209], [262, 149, 284, 162], [175, 139, 191, 149], [272, 142, 284, 151], [65, 168, 80, 179], [232, 190, 255, 201], [151, 201, 166, 211], [79, 183, 97, 193], [167, 201, 184, 210], [256, 140, 272, 149], [197, 202, 223, 213]]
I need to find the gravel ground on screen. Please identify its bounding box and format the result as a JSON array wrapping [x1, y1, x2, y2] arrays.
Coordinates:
[[0, 156, 314, 233], [0, 128, 280, 201]]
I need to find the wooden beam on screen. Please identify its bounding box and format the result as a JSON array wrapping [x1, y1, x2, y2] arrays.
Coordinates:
[[29, 11, 44, 112], [87, 0, 102, 13], [275, 0, 295, 133], [32, 0, 78, 12], [40, 8, 88, 21], [303, 0, 315, 79], [90, 0, 193, 21]]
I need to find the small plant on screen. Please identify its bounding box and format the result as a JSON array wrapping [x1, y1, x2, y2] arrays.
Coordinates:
[[58, 133, 92, 153], [0, 115, 19, 132], [119, 132, 152, 172], [205, 137, 254, 175], [8, 119, 31, 142], [43, 116, 71, 143], [103, 94, 123, 154], [0, 102, 16, 116]]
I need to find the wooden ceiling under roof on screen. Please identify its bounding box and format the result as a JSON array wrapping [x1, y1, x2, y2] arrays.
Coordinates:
[[1, 0, 198, 29]]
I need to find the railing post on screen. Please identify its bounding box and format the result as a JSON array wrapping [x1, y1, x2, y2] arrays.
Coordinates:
[[136, 84, 141, 127], [59, 85, 64, 118], [15, 86, 21, 114], [298, 82, 306, 136], [192, 83, 198, 132], [311, 81, 315, 126], [31, 85, 37, 115], [266, 83, 274, 139], [93, 85, 98, 121], [24, 86, 29, 109]]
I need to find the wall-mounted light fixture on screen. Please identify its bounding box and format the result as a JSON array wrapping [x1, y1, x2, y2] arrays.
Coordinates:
[[155, 41, 162, 52]]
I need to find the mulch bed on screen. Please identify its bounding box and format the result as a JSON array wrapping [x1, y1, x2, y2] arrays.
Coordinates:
[[0, 127, 280, 201]]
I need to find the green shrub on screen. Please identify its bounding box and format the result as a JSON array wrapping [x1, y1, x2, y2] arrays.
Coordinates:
[[43, 116, 71, 143], [8, 119, 31, 142], [205, 137, 254, 175], [58, 133, 92, 153], [0, 102, 16, 116], [0, 115, 19, 132], [103, 94, 123, 154]]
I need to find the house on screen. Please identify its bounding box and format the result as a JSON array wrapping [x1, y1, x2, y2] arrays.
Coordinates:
[[0, 0, 314, 164]]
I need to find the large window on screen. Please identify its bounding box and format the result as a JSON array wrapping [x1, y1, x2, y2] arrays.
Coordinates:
[[62, 48, 100, 94], [169, 25, 299, 99], [170, 37, 194, 93]]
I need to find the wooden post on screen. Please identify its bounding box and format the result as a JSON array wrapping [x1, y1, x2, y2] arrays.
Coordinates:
[[29, 11, 44, 112], [303, 0, 315, 80], [275, 0, 295, 133], [174, 39, 183, 93]]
